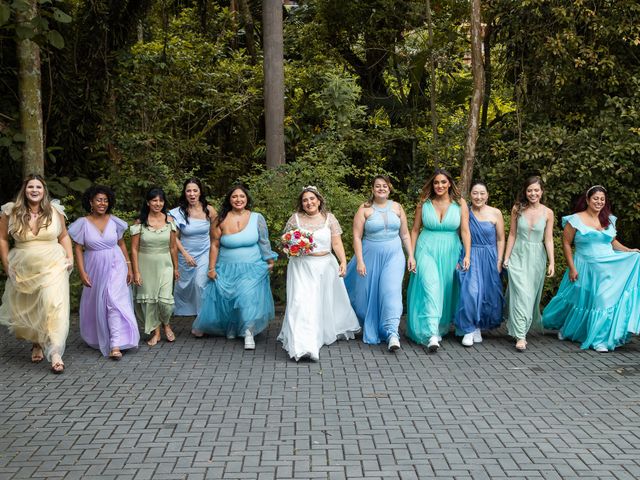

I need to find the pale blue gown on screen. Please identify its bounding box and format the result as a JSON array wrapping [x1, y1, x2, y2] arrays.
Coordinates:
[[542, 214, 640, 350], [169, 207, 210, 316], [344, 202, 405, 344], [192, 212, 276, 338], [406, 200, 462, 344]]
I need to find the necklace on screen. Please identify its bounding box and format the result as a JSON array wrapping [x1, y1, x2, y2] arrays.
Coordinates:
[[29, 208, 41, 218], [230, 210, 246, 229]]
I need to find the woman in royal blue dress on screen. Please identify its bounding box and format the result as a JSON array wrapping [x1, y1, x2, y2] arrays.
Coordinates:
[[344, 175, 415, 351], [542, 185, 640, 352], [192, 185, 276, 350], [406, 169, 471, 353], [455, 180, 505, 347], [169, 178, 216, 317]]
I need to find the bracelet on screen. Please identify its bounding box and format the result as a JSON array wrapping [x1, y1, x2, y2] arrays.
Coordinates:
[[126, 261, 131, 264], [208, 268, 215, 272]]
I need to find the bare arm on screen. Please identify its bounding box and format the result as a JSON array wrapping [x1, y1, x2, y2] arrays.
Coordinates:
[[169, 225, 179, 280], [331, 234, 348, 277], [410, 203, 423, 257], [57, 212, 73, 270], [352, 205, 367, 276], [117, 237, 133, 285], [131, 224, 142, 286], [563, 223, 578, 281], [503, 207, 518, 268], [612, 239, 640, 253], [208, 223, 221, 280], [459, 201, 471, 270], [0, 214, 9, 274], [494, 208, 506, 273], [74, 242, 91, 287], [544, 208, 555, 277], [398, 204, 415, 272]]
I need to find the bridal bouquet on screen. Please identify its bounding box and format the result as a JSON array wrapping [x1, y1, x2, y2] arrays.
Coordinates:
[[281, 228, 316, 257]]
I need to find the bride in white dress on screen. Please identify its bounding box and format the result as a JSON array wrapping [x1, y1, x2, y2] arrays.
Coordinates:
[[278, 186, 360, 361]]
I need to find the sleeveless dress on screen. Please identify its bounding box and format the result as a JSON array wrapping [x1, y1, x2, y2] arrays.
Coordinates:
[[542, 214, 640, 350], [0, 201, 70, 361], [344, 202, 405, 344], [130, 222, 177, 334], [277, 213, 360, 361], [505, 214, 547, 339], [454, 209, 504, 334], [68, 216, 140, 356], [168, 207, 210, 316], [192, 212, 276, 338], [406, 200, 462, 344]]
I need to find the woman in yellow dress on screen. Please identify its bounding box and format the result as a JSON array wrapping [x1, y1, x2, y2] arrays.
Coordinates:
[[0, 174, 73, 373]]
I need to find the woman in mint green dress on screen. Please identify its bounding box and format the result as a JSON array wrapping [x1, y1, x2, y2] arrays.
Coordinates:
[[503, 176, 555, 351], [407, 169, 471, 352], [543, 186, 640, 352]]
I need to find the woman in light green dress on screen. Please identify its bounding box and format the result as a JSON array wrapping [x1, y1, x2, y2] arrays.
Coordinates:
[[406, 169, 471, 353], [131, 188, 179, 346], [503, 176, 555, 351]]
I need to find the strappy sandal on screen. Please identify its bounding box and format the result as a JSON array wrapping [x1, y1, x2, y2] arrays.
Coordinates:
[[31, 344, 44, 363], [147, 334, 161, 346], [164, 327, 176, 342], [51, 361, 65, 374], [515, 339, 527, 352]]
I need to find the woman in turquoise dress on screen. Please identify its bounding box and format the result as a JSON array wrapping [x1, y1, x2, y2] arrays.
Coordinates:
[[192, 185, 276, 350], [503, 176, 555, 351], [345, 175, 415, 351], [169, 178, 216, 317], [407, 169, 471, 352], [542, 185, 640, 352]]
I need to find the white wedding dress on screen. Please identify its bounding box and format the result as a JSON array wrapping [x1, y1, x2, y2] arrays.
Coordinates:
[[277, 213, 360, 361]]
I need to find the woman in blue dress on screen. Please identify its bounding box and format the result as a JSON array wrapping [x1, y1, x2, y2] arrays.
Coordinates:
[[169, 178, 216, 317], [192, 185, 277, 350], [407, 169, 471, 353], [542, 185, 640, 352], [454, 180, 505, 347], [344, 175, 415, 351]]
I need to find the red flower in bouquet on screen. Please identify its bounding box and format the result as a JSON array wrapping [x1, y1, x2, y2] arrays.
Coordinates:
[[281, 228, 317, 257]]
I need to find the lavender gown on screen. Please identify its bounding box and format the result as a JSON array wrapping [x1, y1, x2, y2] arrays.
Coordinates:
[[68, 216, 140, 356]]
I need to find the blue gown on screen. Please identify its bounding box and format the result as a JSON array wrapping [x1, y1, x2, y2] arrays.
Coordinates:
[[169, 207, 210, 316], [344, 202, 405, 344], [406, 200, 462, 344], [454, 210, 504, 334], [542, 214, 640, 350], [192, 212, 277, 338]]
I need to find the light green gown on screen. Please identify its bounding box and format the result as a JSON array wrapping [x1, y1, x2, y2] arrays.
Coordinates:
[[131, 222, 177, 333], [506, 214, 547, 339]]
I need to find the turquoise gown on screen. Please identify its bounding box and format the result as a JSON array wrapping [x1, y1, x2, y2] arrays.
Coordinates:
[[192, 212, 276, 338], [406, 200, 462, 344], [542, 214, 640, 350]]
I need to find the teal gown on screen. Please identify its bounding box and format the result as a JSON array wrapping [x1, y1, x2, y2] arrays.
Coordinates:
[[505, 214, 547, 339], [406, 200, 462, 344], [542, 214, 640, 350]]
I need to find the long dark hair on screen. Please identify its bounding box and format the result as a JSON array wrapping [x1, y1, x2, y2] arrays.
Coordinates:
[[216, 184, 253, 227], [138, 187, 169, 226], [419, 168, 461, 203], [82, 185, 116, 214], [574, 185, 612, 229], [364, 175, 394, 208], [513, 176, 544, 216], [178, 177, 210, 224]]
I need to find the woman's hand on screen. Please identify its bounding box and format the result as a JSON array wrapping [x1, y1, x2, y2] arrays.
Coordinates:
[[502, 258, 509, 270], [338, 261, 347, 277], [126, 267, 133, 285], [547, 264, 555, 278], [79, 271, 92, 287], [407, 256, 416, 273], [208, 268, 217, 281], [497, 260, 503, 273], [134, 273, 143, 286], [568, 267, 578, 282], [174, 268, 180, 281], [356, 260, 366, 277], [462, 255, 471, 271], [65, 258, 74, 272], [184, 253, 197, 267]]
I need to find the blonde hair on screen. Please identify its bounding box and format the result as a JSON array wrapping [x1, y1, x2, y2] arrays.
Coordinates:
[[10, 174, 54, 239]]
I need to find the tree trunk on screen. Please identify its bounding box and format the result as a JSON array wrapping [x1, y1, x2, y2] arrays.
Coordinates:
[[425, 0, 438, 169], [460, 0, 484, 196], [481, 22, 492, 130], [238, 0, 256, 63], [16, 0, 44, 177], [263, 0, 285, 168]]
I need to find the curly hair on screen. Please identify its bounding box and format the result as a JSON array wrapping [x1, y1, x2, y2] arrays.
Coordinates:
[[81, 185, 116, 214]]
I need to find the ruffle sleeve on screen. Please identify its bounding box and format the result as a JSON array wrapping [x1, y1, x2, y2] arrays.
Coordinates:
[[129, 223, 142, 236], [561, 214, 585, 233], [168, 207, 187, 230], [283, 214, 298, 233], [327, 213, 343, 236], [255, 213, 278, 261], [112, 216, 129, 239], [0, 202, 15, 217], [67, 217, 86, 245], [50, 199, 67, 219]]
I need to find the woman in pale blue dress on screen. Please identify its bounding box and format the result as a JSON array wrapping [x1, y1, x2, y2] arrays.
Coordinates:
[[543, 185, 640, 352], [192, 185, 276, 349], [345, 175, 415, 351], [407, 169, 471, 353], [169, 178, 216, 317]]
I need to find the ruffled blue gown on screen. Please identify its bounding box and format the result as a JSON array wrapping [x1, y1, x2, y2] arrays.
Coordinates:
[[344, 202, 405, 344], [454, 210, 504, 334], [192, 212, 276, 338], [168, 207, 210, 316], [542, 214, 640, 350], [406, 201, 462, 344]]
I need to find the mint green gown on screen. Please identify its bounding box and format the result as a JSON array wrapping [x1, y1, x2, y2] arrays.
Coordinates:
[[406, 201, 462, 344], [505, 214, 547, 339]]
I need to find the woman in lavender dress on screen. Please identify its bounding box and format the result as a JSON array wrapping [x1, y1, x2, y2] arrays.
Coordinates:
[[69, 186, 140, 359]]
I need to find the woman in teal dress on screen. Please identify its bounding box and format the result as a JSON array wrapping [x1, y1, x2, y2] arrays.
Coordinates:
[[407, 169, 471, 352], [192, 185, 276, 350], [131, 188, 179, 346], [543, 186, 640, 352], [503, 176, 555, 351]]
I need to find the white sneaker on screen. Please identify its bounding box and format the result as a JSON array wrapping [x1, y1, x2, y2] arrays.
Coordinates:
[[557, 331, 565, 341], [388, 336, 400, 352], [594, 345, 608, 353], [462, 333, 474, 347], [427, 336, 440, 353], [244, 330, 255, 350], [472, 328, 483, 343]]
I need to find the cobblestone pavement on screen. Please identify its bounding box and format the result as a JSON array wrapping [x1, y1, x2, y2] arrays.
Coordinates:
[[1, 315, 640, 480]]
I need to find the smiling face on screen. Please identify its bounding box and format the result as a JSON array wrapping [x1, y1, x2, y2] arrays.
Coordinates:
[[372, 179, 390, 201], [470, 184, 489, 208], [25, 179, 45, 206], [587, 191, 606, 214], [230, 188, 248, 211], [301, 191, 320, 215], [432, 174, 450, 198], [147, 195, 165, 213], [525, 182, 543, 205], [90, 193, 109, 215], [185, 183, 201, 206]]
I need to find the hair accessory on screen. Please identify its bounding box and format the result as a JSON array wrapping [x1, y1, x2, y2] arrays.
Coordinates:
[[302, 185, 320, 193], [586, 185, 606, 195]]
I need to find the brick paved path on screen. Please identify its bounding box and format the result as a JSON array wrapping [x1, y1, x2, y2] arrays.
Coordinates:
[[1, 315, 640, 479]]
